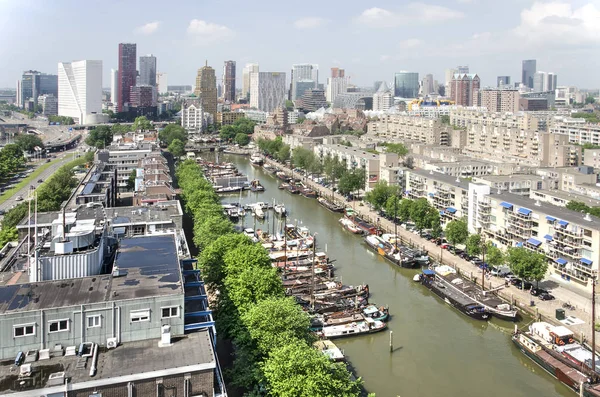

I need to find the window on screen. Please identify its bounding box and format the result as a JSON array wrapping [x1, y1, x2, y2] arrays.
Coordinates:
[[161, 306, 179, 319], [48, 319, 69, 333], [131, 310, 150, 323], [87, 315, 101, 328], [14, 324, 35, 337]]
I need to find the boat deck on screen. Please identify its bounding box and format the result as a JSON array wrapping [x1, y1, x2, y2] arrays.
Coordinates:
[[537, 349, 589, 385], [440, 272, 505, 308], [432, 278, 480, 307]]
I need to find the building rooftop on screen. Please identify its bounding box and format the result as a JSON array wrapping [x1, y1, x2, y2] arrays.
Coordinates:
[[533, 189, 600, 207], [0, 235, 182, 314], [478, 174, 544, 183], [0, 330, 215, 395], [408, 168, 471, 190], [105, 201, 182, 227], [490, 190, 600, 229]]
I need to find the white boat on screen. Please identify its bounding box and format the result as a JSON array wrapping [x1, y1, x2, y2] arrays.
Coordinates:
[[274, 204, 286, 216], [318, 317, 387, 339], [253, 205, 265, 219], [243, 228, 259, 242], [250, 153, 264, 166], [339, 218, 362, 234]]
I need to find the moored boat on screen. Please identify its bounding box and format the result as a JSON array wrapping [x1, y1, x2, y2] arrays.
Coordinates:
[[339, 218, 363, 234], [274, 203, 286, 216], [250, 179, 265, 192], [300, 188, 317, 198], [317, 196, 344, 212], [250, 153, 264, 166], [317, 317, 387, 339]]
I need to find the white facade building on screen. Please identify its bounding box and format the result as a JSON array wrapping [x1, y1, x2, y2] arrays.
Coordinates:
[[58, 60, 102, 125], [242, 63, 259, 99], [110, 68, 118, 105], [372, 83, 393, 112], [156, 72, 168, 94], [139, 54, 157, 86], [250, 72, 287, 113], [326, 76, 348, 104], [292, 64, 318, 100], [38, 94, 58, 115], [180, 102, 204, 132]]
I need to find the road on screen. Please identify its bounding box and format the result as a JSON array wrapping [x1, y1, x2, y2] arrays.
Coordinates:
[[0, 149, 81, 215], [265, 157, 599, 343]]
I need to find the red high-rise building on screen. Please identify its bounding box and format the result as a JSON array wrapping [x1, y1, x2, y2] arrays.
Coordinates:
[[117, 43, 137, 112], [331, 67, 345, 78], [449, 73, 480, 106]]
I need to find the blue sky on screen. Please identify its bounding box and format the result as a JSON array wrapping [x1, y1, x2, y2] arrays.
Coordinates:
[[1, 0, 599, 89]]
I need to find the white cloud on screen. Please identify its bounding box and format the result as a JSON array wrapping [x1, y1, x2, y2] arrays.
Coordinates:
[[294, 17, 327, 29], [357, 3, 464, 28], [135, 21, 160, 35], [514, 2, 600, 46], [399, 38, 422, 49], [187, 19, 235, 44]]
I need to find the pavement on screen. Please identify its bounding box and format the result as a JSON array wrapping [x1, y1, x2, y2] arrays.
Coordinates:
[[0, 149, 80, 217], [265, 157, 599, 343]]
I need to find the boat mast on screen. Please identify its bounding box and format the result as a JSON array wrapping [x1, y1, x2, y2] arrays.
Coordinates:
[[593, 273, 596, 373], [311, 233, 317, 311], [394, 195, 399, 266], [481, 233, 486, 291], [283, 214, 287, 279]]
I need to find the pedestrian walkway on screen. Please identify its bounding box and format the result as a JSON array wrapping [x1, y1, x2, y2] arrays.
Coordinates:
[[265, 158, 599, 343]]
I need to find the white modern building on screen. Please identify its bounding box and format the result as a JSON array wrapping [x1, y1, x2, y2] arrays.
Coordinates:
[[110, 68, 118, 105], [242, 63, 259, 99], [58, 60, 102, 125], [139, 54, 157, 87], [38, 94, 58, 115], [156, 72, 168, 94], [372, 82, 393, 112], [250, 72, 287, 113], [292, 64, 318, 100], [326, 76, 348, 104]]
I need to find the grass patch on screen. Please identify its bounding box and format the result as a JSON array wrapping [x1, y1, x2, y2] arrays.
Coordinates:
[[0, 158, 62, 205]]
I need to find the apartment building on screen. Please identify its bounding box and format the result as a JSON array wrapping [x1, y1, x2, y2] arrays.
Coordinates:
[[449, 73, 480, 106], [583, 149, 600, 168], [478, 88, 520, 113], [181, 100, 205, 132], [425, 160, 494, 178], [217, 111, 245, 126], [367, 114, 450, 145], [450, 107, 542, 131], [550, 117, 600, 145], [97, 142, 156, 192], [530, 189, 600, 208], [473, 174, 547, 196]]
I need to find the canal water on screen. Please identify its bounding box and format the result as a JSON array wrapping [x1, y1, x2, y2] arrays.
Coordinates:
[[207, 154, 573, 397]]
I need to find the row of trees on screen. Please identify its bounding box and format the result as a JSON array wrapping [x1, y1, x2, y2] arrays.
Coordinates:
[[86, 116, 155, 149], [220, 118, 256, 146], [48, 115, 74, 125], [0, 144, 25, 181], [0, 156, 89, 247], [177, 160, 361, 396], [257, 137, 291, 162], [566, 200, 600, 218]]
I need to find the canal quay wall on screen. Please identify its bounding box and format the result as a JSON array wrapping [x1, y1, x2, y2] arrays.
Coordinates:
[[264, 157, 597, 343]]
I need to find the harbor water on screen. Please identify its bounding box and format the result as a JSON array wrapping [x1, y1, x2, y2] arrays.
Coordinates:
[[204, 154, 574, 397]]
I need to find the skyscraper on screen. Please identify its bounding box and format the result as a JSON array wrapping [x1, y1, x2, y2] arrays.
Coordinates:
[[194, 62, 217, 120], [291, 64, 318, 100], [422, 74, 434, 96], [373, 82, 393, 112], [19, 71, 58, 107], [57, 60, 102, 124], [331, 68, 345, 78], [242, 63, 259, 99], [250, 72, 286, 112], [547, 73, 557, 92], [110, 69, 118, 105], [394, 72, 419, 98], [497, 76, 511, 87], [533, 71, 546, 92], [156, 72, 168, 94], [522, 59, 536, 89], [117, 43, 137, 112], [139, 54, 157, 86], [449, 73, 480, 106], [326, 76, 348, 104], [223, 60, 236, 102]]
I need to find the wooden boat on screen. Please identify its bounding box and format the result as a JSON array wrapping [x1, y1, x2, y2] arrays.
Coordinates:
[[317, 317, 387, 339], [250, 153, 264, 166], [300, 188, 317, 198], [286, 184, 300, 194], [339, 218, 362, 234], [276, 171, 290, 181], [317, 197, 344, 213], [363, 234, 416, 268], [250, 180, 265, 192]]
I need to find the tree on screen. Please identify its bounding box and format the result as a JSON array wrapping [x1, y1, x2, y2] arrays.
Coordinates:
[[445, 219, 469, 251], [0, 227, 18, 247], [440, 115, 450, 125], [285, 100, 294, 110], [127, 170, 137, 191], [566, 200, 590, 213], [197, 233, 253, 290], [168, 138, 186, 157], [485, 242, 505, 268], [193, 215, 235, 251], [159, 124, 187, 146], [86, 125, 113, 148], [241, 296, 312, 355], [262, 341, 362, 397], [133, 116, 152, 132], [384, 143, 408, 157], [385, 195, 400, 221], [15, 134, 44, 153], [466, 234, 482, 257], [506, 247, 548, 287], [409, 198, 433, 234], [398, 199, 413, 224], [225, 265, 284, 314], [277, 144, 291, 162], [220, 125, 237, 141], [586, 96, 596, 104], [365, 181, 397, 211], [234, 132, 250, 146], [111, 123, 133, 135]]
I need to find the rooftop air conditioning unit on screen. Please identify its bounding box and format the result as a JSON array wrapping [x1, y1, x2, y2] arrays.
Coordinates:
[[107, 337, 118, 349]]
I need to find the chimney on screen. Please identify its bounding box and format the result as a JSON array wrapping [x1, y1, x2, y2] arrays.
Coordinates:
[[158, 324, 172, 347]]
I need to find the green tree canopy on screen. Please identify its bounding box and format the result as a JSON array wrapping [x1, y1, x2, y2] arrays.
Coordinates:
[[365, 181, 398, 211], [133, 116, 152, 131], [197, 233, 253, 290], [0, 144, 25, 178], [234, 132, 250, 146], [485, 242, 505, 268], [127, 169, 137, 191], [383, 142, 408, 157], [168, 138, 186, 157], [277, 144, 291, 162], [337, 168, 366, 196], [86, 125, 113, 148], [15, 134, 44, 153], [159, 124, 188, 146], [262, 341, 362, 397], [445, 219, 469, 249], [466, 234, 482, 257], [192, 215, 235, 251], [398, 198, 413, 224], [409, 198, 434, 233], [506, 247, 548, 286]]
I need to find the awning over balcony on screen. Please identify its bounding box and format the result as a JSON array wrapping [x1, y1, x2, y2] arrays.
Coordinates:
[[518, 208, 532, 216], [581, 258, 593, 266], [515, 242, 523, 247], [558, 220, 569, 227], [500, 202, 513, 209], [526, 238, 542, 247], [556, 258, 568, 266], [544, 234, 553, 241], [546, 216, 556, 222], [446, 207, 457, 214], [428, 192, 435, 197]]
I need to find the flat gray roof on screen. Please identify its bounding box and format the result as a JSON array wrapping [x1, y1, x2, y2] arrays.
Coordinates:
[[408, 168, 471, 190], [0, 235, 183, 314], [0, 331, 215, 395], [105, 201, 181, 226], [534, 189, 600, 206]]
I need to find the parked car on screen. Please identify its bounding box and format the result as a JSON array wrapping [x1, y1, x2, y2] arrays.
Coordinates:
[[15, 196, 23, 201], [530, 287, 548, 296], [0, 209, 5, 215], [491, 266, 511, 277], [505, 274, 518, 283], [37, 179, 43, 183], [514, 280, 533, 290], [539, 292, 555, 301], [471, 258, 483, 266]]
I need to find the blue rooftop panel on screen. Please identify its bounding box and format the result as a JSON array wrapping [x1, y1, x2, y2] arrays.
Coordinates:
[[558, 220, 569, 227], [526, 238, 542, 247], [546, 216, 556, 222], [543, 234, 553, 241], [446, 207, 457, 214], [581, 258, 593, 266], [518, 208, 532, 216], [500, 202, 513, 209], [556, 258, 568, 266]]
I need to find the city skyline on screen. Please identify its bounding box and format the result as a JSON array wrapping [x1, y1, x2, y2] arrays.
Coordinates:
[[1, 0, 599, 89]]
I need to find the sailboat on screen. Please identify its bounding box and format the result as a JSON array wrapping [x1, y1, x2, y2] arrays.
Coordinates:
[[274, 203, 286, 216]]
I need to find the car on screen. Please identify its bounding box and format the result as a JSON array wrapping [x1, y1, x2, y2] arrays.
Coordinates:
[[37, 179, 43, 183], [505, 274, 518, 283], [539, 292, 555, 301], [515, 281, 533, 290], [15, 196, 23, 201], [491, 266, 511, 277], [0, 209, 5, 215], [471, 258, 483, 265], [530, 287, 548, 296]]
